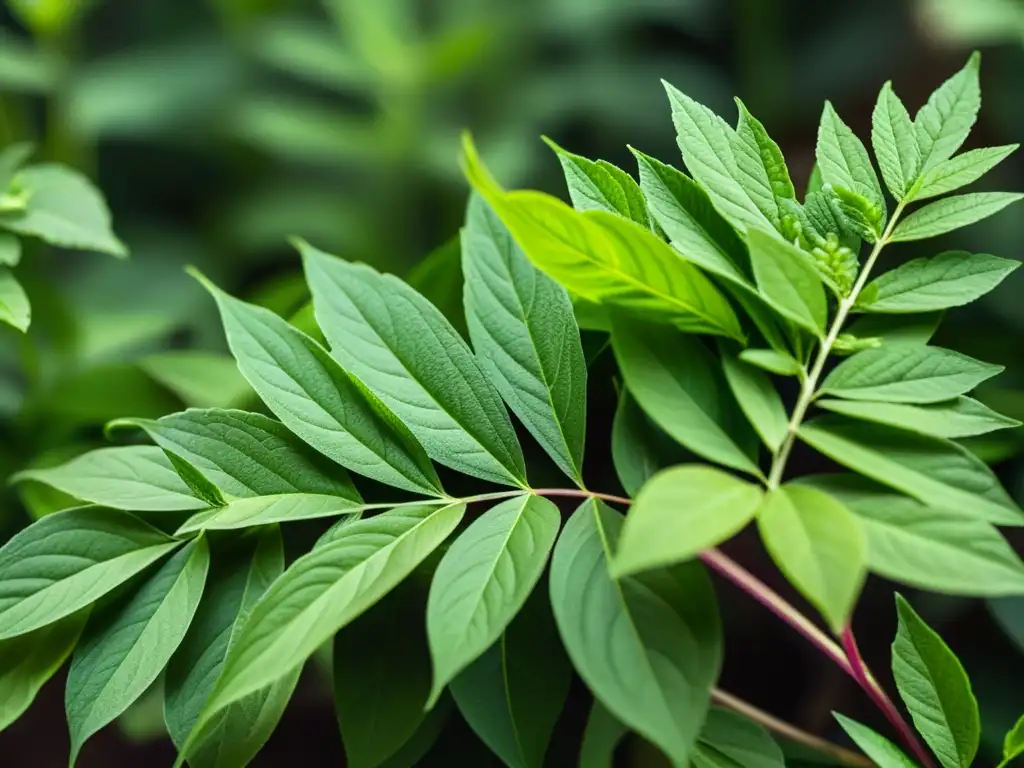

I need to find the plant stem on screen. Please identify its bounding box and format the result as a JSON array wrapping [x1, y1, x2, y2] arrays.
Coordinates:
[[842, 627, 936, 768], [712, 688, 873, 767], [766, 203, 906, 489]]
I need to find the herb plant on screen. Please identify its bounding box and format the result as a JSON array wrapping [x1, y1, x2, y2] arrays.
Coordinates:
[[1, 53, 1023, 768]]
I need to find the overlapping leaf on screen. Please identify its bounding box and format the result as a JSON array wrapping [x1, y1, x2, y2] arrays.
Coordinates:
[[817, 396, 1019, 439], [914, 52, 981, 174]]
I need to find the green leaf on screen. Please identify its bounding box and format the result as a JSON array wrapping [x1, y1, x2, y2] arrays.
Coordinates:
[[611, 315, 761, 478], [757, 485, 866, 633], [407, 234, 467, 339], [747, 228, 827, 337], [137, 351, 250, 409], [165, 529, 298, 768], [0, 164, 126, 256], [1002, 715, 1024, 767], [175, 493, 368, 534], [914, 52, 981, 174], [0, 268, 29, 331], [614, 465, 762, 577], [817, 396, 1020, 439], [192, 269, 443, 496], [809, 477, 1024, 595], [834, 714, 918, 768], [13, 446, 207, 511], [378, 696, 452, 768], [579, 701, 629, 768], [830, 185, 886, 243], [735, 98, 795, 202], [67, 537, 208, 764], [694, 707, 786, 767], [872, 82, 921, 200], [427, 495, 560, 704], [0, 142, 34, 191], [462, 194, 587, 485], [911, 145, 1018, 201], [334, 578, 432, 768], [846, 312, 942, 348], [186, 504, 465, 743], [597, 159, 651, 228], [816, 102, 885, 216], [299, 241, 527, 488], [738, 348, 803, 377], [0, 612, 86, 732], [611, 389, 692, 498], [111, 408, 361, 501], [549, 499, 722, 765], [892, 594, 980, 768], [820, 345, 1002, 404], [721, 348, 789, 451], [0, 508, 178, 640], [799, 417, 1024, 526], [857, 251, 1019, 313], [462, 137, 744, 340], [890, 192, 1023, 242], [663, 82, 777, 231], [449, 586, 570, 768], [0, 233, 20, 266], [543, 137, 634, 220]]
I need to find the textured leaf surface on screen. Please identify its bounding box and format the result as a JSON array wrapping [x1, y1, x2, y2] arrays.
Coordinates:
[[817, 102, 884, 215], [176, 493, 365, 534], [0, 268, 28, 331], [872, 81, 920, 200], [549, 499, 722, 765], [196, 271, 442, 495], [800, 418, 1024, 526], [614, 465, 762, 577], [115, 408, 360, 500], [858, 251, 1018, 313], [0, 508, 177, 639], [736, 98, 795, 203], [821, 345, 1001, 403], [544, 137, 634, 220], [721, 349, 788, 451], [67, 537, 209, 763], [834, 714, 918, 768], [757, 485, 866, 632], [914, 52, 981, 173], [693, 707, 786, 768], [747, 228, 827, 336], [892, 594, 980, 768], [817, 396, 1019, 439], [890, 193, 1023, 242], [912, 145, 1017, 200], [462, 194, 587, 484], [427, 495, 559, 702], [612, 316, 760, 477], [301, 241, 527, 487]]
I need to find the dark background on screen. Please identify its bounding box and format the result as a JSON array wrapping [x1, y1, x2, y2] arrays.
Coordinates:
[[1, 0, 1023, 765]]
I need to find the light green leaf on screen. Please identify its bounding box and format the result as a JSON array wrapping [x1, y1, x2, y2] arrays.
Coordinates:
[[0, 233, 20, 266], [462, 193, 587, 485], [427, 495, 559, 704], [462, 136, 745, 341], [0, 612, 86, 732], [165, 529, 298, 768], [858, 251, 1018, 313], [0, 268, 29, 331], [612, 315, 761, 478], [334, 578, 432, 768], [0, 142, 34, 191], [694, 707, 786, 768], [543, 137, 633, 220], [611, 389, 692, 498], [613, 465, 763, 577], [834, 714, 918, 768], [736, 98, 795, 202], [747, 228, 827, 336], [550, 499, 722, 765], [1002, 715, 1024, 767], [821, 345, 1002, 403], [721, 348, 789, 451], [914, 52, 981, 174], [299, 240, 528, 488], [872, 82, 921, 200], [830, 185, 886, 243], [67, 537, 209, 764], [738, 348, 803, 377], [596, 159, 651, 228], [0, 164, 126, 256], [817, 396, 1020, 439], [450, 586, 570, 768], [137, 351, 250, 409], [892, 594, 980, 768], [0, 508, 178, 640], [12, 446, 206, 511], [175, 493, 368, 534], [111, 408, 361, 501], [799, 417, 1024, 526], [186, 504, 464, 744], [890, 192, 1023, 242], [193, 269, 443, 496], [757, 485, 866, 633], [911, 144, 1018, 201], [817, 102, 885, 215], [579, 701, 629, 768], [663, 81, 777, 231]]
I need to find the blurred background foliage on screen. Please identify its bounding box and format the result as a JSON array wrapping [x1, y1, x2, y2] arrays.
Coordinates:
[[1, 0, 1023, 765]]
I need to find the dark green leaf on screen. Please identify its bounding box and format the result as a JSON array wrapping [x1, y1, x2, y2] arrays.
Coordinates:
[[611, 389, 691, 498], [694, 707, 786, 767], [579, 700, 628, 768]]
